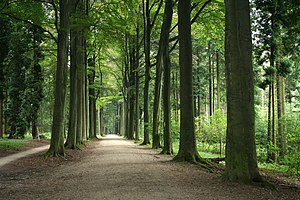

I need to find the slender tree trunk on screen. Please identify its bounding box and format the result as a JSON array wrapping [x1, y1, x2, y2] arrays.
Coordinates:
[[152, 36, 163, 149], [128, 42, 135, 140], [216, 51, 220, 110], [65, 29, 78, 149], [88, 57, 97, 138], [208, 42, 213, 117], [175, 72, 179, 123], [277, 75, 286, 158], [32, 120, 38, 139], [124, 100, 129, 138], [47, 0, 70, 156], [135, 27, 140, 141], [174, 0, 204, 163], [97, 109, 101, 135], [76, 57, 83, 145], [120, 102, 125, 136], [161, 0, 173, 155], [0, 96, 3, 138], [224, 0, 261, 183], [271, 82, 276, 162], [100, 107, 104, 136], [267, 85, 272, 162], [142, 0, 151, 145]]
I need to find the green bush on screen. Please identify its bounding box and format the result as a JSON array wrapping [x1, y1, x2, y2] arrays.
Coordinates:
[[196, 109, 226, 154], [283, 153, 300, 175]]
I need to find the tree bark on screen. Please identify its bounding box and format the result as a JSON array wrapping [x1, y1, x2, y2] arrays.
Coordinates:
[[224, 0, 261, 182], [88, 57, 97, 138], [141, 0, 151, 145], [47, 0, 70, 156], [216, 51, 220, 110], [65, 29, 78, 149], [161, 0, 173, 155], [208, 42, 213, 117], [0, 96, 3, 138], [152, 36, 163, 149], [277, 75, 286, 158], [135, 26, 140, 141], [173, 0, 204, 163]]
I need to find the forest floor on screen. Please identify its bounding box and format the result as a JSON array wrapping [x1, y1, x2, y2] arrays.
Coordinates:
[[0, 135, 299, 200]]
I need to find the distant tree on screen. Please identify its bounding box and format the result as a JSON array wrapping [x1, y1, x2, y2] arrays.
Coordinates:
[[24, 27, 44, 139], [224, 0, 262, 183], [0, 17, 10, 138]]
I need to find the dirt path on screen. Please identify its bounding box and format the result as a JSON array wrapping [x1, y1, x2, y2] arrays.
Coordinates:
[[0, 135, 298, 200], [0, 145, 49, 168]]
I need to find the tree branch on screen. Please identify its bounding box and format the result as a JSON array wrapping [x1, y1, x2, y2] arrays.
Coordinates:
[[1, 13, 57, 43], [169, 39, 179, 53], [191, 0, 212, 25], [50, 0, 59, 34], [149, 0, 160, 12], [150, 0, 163, 30]]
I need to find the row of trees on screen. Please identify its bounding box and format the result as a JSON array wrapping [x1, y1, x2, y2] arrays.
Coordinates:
[[0, 0, 299, 182]]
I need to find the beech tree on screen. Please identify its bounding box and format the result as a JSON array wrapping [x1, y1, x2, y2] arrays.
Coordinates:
[[174, 0, 205, 163], [224, 0, 261, 182], [47, 0, 71, 156]]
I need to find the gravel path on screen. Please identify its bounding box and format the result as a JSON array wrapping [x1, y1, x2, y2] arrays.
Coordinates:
[[0, 135, 298, 200]]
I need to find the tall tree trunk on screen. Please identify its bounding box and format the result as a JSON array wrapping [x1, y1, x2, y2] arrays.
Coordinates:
[[277, 75, 286, 158], [135, 27, 140, 141], [142, 0, 151, 145], [124, 100, 129, 138], [224, 0, 261, 183], [65, 29, 78, 149], [208, 42, 213, 117], [216, 51, 220, 110], [267, 85, 272, 162], [174, 72, 179, 123], [97, 109, 101, 135], [47, 0, 70, 156], [174, 0, 204, 163], [88, 57, 97, 138], [128, 41, 135, 140], [120, 102, 126, 136], [161, 0, 173, 155], [152, 36, 163, 149], [0, 95, 3, 138], [271, 82, 276, 162]]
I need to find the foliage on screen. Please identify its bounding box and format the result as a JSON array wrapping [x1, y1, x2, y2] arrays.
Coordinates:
[[4, 23, 32, 138], [195, 109, 226, 154], [196, 109, 226, 144], [0, 139, 27, 149]]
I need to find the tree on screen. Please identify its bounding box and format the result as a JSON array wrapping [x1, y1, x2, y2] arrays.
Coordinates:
[[5, 23, 31, 139], [47, 0, 71, 156], [27, 27, 44, 139], [224, 0, 261, 183], [161, 0, 173, 154], [173, 0, 205, 163], [0, 17, 10, 138], [141, 0, 163, 145]]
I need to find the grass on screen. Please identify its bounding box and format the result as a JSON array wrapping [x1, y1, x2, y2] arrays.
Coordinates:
[[0, 139, 28, 150], [172, 141, 224, 158]]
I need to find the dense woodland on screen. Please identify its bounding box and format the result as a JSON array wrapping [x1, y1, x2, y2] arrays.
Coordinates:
[[0, 0, 299, 183]]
